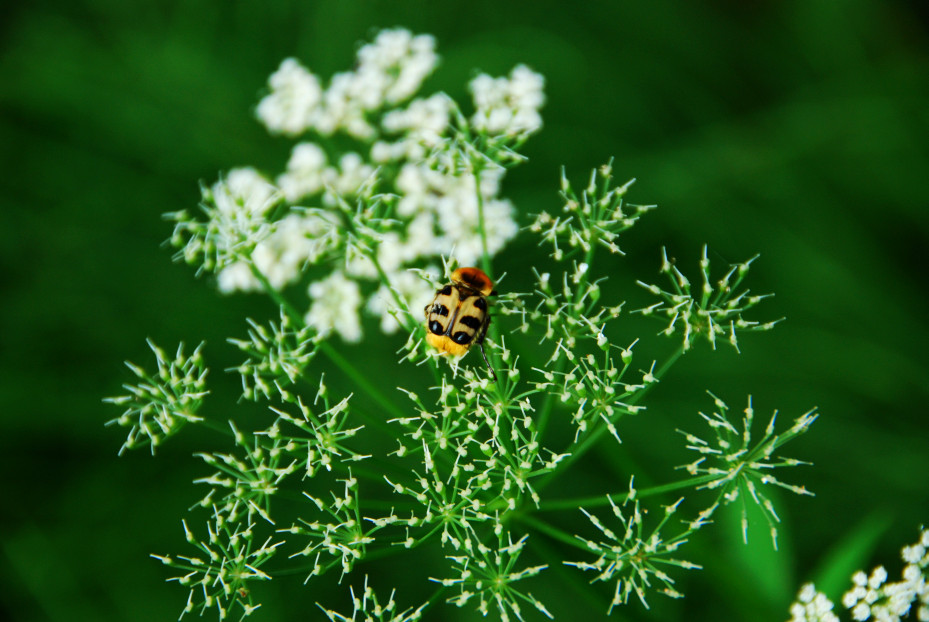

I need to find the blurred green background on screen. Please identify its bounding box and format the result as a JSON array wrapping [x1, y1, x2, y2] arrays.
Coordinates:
[[2, 1, 928, 620]]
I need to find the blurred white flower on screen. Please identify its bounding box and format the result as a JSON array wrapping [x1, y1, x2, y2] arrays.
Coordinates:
[[356, 29, 438, 106], [202, 168, 279, 273], [322, 152, 376, 205], [218, 210, 341, 293], [277, 142, 328, 202], [217, 261, 258, 293], [317, 71, 374, 139], [470, 64, 545, 136], [215, 168, 278, 217], [256, 58, 323, 136], [788, 584, 840, 622], [393, 162, 518, 267], [256, 213, 340, 286], [306, 271, 362, 342], [377, 93, 453, 162]]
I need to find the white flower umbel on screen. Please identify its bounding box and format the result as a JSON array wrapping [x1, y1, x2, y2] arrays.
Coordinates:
[[396, 160, 518, 267], [529, 161, 653, 261], [266, 388, 367, 478], [431, 525, 551, 622], [839, 528, 929, 622], [788, 528, 929, 622], [788, 584, 841, 622], [228, 309, 317, 401], [256, 58, 324, 136], [470, 65, 546, 137], [318, 575, 426, 622], [285, 473, 378, 579], [194, 420, 295, 524], [305, 271, 363, 342], [354, 29, 438, 108], [104, 340, 207, 454], [151, 510, 283, 621], [637, 245, 782, 352], [565, 478, 700, 612], [377, 93, 453, 162], [168, 168, 281, 275], [678, 393, 817, 548]]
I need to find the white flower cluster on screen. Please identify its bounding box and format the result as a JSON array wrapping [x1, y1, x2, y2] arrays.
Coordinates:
[[789, 584, 841, 622], [257, 29, 438, 139], [176, 28, 545, 343], [470, 64, 545, 136], [104, 340, 207, 454], [319, 576, 426, 622], [841, 529, 929, 621], [152, 513, 283, 621], [788, 528, 929, 622], [566, 479, 699, 613], [431, 526, 552, 622]]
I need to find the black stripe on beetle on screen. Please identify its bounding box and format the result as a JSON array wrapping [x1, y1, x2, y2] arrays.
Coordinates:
[[459, 315, 483, 330]]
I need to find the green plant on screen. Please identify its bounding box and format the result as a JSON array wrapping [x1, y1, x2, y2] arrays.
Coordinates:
[[106, 28, 822, 621]]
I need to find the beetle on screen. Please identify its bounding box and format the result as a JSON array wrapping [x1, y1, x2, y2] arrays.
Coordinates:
[[424, 267, 497, 379]]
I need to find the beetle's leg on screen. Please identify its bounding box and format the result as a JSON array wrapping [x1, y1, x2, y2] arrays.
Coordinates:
[[476, 317, 497, 382]]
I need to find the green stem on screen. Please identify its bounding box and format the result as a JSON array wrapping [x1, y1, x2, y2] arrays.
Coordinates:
[[473, 162, 493, 278], [538, 473, 719, 511], [316, 342, 408, 422], [248, 263, 303, 325], [536, 245, 599, 438], [517, 514, 585, 552]]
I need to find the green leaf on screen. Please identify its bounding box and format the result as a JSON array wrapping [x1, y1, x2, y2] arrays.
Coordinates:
[[808, 511, 893, 599]]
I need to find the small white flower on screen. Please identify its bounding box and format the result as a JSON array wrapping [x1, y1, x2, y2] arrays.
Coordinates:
[[253, 212, 339, 288], [256, 58, 323, 136], [217, 261, 260, 293], [322, 153, 375, 205], [789, 584, 840, 622], [305, 271, 363, 342], [356, 29, 438, 106], [215, 168, 278, 217], [470, 64, 545, 136], [198, 168, 279, 274], [277, 142, 329, 202], [379, 93, 453, 161], [316, 71, 373, 139], [437, 194, 518, 267]]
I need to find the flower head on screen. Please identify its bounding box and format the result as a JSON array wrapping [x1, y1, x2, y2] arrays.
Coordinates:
[[678, 393, 816, 548], [104, 340, 207, 454], [257, 58, 324, 136], [470, 65, 545, 137], [152, 511, 282, 621], [432, 526, 551, 622], [305, 271, 363, 342], [637, 245, 781, 351], [565, 478, 699, 612]]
